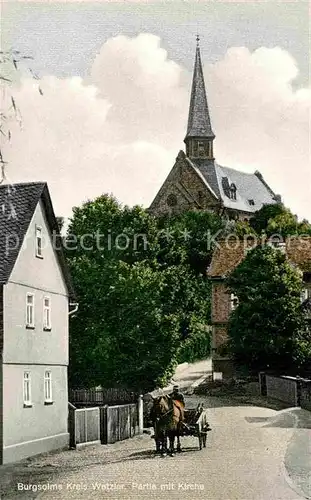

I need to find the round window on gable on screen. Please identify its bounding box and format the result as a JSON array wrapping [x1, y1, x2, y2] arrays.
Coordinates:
[[166, 193, 178, 207]]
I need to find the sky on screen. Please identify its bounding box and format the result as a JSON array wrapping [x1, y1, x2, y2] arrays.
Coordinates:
[[1, 1, 310, 221]]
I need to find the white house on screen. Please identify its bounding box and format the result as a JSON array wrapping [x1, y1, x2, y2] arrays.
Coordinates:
[[0, 182, 76, 464]]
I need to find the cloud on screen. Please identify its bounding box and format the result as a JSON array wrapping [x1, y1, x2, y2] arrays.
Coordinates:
[[2, 34, 310, 221], [205, 46, 311, 220]]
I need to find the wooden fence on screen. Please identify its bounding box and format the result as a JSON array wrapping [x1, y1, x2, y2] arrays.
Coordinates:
[[68, 399, 143, 448], [70, 388, 137, 407], [68, 405, 101, 448], [100, 403, 138, 444]]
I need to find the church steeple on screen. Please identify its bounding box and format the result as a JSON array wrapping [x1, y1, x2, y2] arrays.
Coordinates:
[[184, 36, 215, 160]]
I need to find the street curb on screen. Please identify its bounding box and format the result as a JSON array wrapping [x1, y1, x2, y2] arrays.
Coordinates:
[[190, 373, 212, 389], [281, 410, 311, 500]]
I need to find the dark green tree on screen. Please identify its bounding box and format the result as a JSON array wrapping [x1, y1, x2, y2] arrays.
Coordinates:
[[250, 203, 311, 238], [68, 259, 181, 392], [226, 245, 310, 373], [66, 195, 214, 391]]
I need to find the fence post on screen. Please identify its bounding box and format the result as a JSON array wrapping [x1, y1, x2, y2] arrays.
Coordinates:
[[138, 394, 144, 434], [295, 376, 302, 406], [259, 372, 267, 396]]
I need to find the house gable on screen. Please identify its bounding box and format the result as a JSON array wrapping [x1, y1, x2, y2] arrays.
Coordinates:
[[9, 199, 68, 295], [0, 183, 74, 298]]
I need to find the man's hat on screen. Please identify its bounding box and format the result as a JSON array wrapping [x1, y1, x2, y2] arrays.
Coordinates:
[[173, 385, 179, 390]]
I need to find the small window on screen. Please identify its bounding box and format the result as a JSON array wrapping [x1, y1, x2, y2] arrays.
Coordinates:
[[198, 141, 205, 157], [229, 184, 237, 200], [230, 293, 239, 311], [23, 372, 32, 407], [248, 199, 255, 206], [44, 371, 53, 403], [301, 288, 309, 303], [26, 293, 35, 328], [166, 193, 177, 207], [43, 297, 51, 330], [36, 226, 43, 258]]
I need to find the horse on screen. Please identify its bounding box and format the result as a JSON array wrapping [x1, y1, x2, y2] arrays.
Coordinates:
[[150, 395, 183, 456]]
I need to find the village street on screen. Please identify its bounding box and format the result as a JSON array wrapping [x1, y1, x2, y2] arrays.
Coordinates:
[[31, 401, 308, 500], [3, 359, 310, 500]]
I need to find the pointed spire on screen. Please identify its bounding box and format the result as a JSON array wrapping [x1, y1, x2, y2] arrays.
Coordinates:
[[185, 38, 215, 139]]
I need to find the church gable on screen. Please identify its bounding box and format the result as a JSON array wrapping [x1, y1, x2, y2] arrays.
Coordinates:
[[149, 155, 196, 216], [149, 152, 219, 216]]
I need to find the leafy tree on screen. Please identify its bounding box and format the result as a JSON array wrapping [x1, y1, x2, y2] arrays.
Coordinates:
[[226, 245, 310, 373], [266, 211, 311, 237], [69, 259, 181, 392], [250, 203, 311, 238], [66, 196, 214, 391], [156, 210, 225, 274], [249, 203, 285, 235], [66, 194, 159, 264]]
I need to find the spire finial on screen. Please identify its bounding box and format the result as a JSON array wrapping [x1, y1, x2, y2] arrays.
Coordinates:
[[196, 34, 200, 47]]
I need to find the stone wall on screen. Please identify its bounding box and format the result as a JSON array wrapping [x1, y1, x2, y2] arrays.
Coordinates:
[[265, 375, 299, 406], [211, 282, 230, 323], [300, 380, 311, 411]]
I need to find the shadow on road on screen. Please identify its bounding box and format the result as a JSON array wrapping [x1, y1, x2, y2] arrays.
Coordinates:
[[245, 410, 311, 429], [190, 393, 290, 411], [124, 446, 200, 461]]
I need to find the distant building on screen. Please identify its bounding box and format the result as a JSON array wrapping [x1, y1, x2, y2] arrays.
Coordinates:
[[207, 237, 311, 377], [149, 38, 281, 219], [0, 182, 76, 464]]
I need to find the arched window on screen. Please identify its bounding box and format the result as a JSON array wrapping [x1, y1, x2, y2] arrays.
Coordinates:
[[166, 193, 177, 207]]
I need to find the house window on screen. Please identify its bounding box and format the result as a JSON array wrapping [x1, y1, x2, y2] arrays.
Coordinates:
[[44, 371, 53, 403], [36, 226, 43, 258], [229, 184, 237, 200], [43, 297, 51, 330], [230, 293, 239, 311], [301, 288, 309, 303], [248, 199, 255, 206], [23, 372, 32, 407], [26, 293, 35, 328]]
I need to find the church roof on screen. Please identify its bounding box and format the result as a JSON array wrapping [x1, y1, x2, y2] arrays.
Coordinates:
[[185, 40, 215, 139], [188, 158, 278, 213]]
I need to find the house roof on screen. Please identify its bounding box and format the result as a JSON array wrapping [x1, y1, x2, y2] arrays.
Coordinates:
[[0, 182, 75, 298], [207, 238, 247, 278], [185, 41, 215, 140], [191, 159, 278, 213], [286, 237, 311, 271], [208, 237, 311, 278]]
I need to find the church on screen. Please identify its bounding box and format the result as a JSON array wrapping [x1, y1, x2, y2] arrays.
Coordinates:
[[149, 39, 281, 220]]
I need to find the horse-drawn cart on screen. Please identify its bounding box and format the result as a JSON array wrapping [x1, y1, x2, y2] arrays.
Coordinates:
[[183, 405, 211, 450]]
